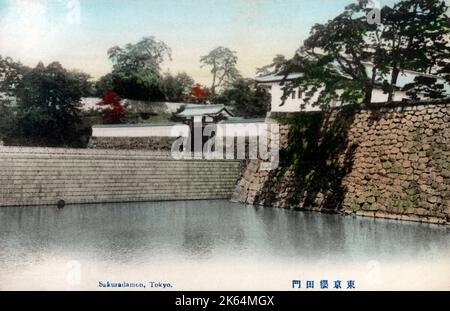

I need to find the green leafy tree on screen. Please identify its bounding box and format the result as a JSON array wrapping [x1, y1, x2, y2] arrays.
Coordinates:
[[14, 62, 89, 147], [0, 55, 27, 97], [200, 46, 241, 95], [214, 78, 270, 118], [0, 101, 16, 144], [107, 36, 171, 100], [94, 73, 114, 97], [286, 0, 375, 106], [161, 72, 194, 102], [256, 54, 288, 76], [0, 56, 28, 144], [282, 0, 450, 106], [381, 0, 450, 101], [71, 70, 95, 97]]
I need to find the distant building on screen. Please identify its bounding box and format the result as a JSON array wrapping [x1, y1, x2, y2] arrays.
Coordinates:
[[256, 65, 450, 113], [177, 104, 233, 123]]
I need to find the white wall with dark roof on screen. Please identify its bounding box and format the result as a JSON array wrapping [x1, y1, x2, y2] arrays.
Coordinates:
[[91, 119, 269, 138], [258, 65, 450, 113], [268, 83, 340, 112], [267, 81, 447, 112]]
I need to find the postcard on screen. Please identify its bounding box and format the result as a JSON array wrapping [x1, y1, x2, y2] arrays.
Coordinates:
[[0, 0, 449, 303]]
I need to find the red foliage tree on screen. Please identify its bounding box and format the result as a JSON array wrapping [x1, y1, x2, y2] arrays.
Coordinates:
[[96, 90, 126, 124], [189, 83, 210, 104]]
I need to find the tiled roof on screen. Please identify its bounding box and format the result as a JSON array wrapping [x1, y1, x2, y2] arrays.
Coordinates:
[[177, 104, 233, 117], [256, 65, 450, 95]]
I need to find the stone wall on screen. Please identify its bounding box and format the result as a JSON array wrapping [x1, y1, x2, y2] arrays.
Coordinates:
[[232, 99, 450, 225], [0, 147, 240, 206], [88, 136, 176, 151]]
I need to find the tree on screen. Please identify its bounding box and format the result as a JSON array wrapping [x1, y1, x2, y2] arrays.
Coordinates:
[[108, 36, 171, 74], [381, 0, 450, 101], [14, 62, 88, 147], [161, 72, 194, 102], [0, 55, 26, 143], [200, 46, 241, 95], [0, 55, 27, 97], [285, 0, 375, 106], [70, 70, 94, 97], [189, 83, 211, 104], [282, 0, 450, 106], [111, 73, 165, 101], [214, 78, 270, 118], [94, 73, 114, 97], [96, 90, 126, 124], [0, 101, 16, 143], [256, 54, 288, 75], [107, 36, 171, 100]]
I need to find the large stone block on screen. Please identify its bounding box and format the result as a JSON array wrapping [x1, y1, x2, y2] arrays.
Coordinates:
[[233, 99, 450, 225]]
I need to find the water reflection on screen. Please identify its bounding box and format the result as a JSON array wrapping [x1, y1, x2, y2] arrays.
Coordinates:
[[0, 200, 448, 290]]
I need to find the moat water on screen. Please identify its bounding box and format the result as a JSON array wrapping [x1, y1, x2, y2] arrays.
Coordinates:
[[0, 200, 448, 290]]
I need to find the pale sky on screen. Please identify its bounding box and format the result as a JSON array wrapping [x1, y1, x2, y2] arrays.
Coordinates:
[[0, 0, 423, 85]]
